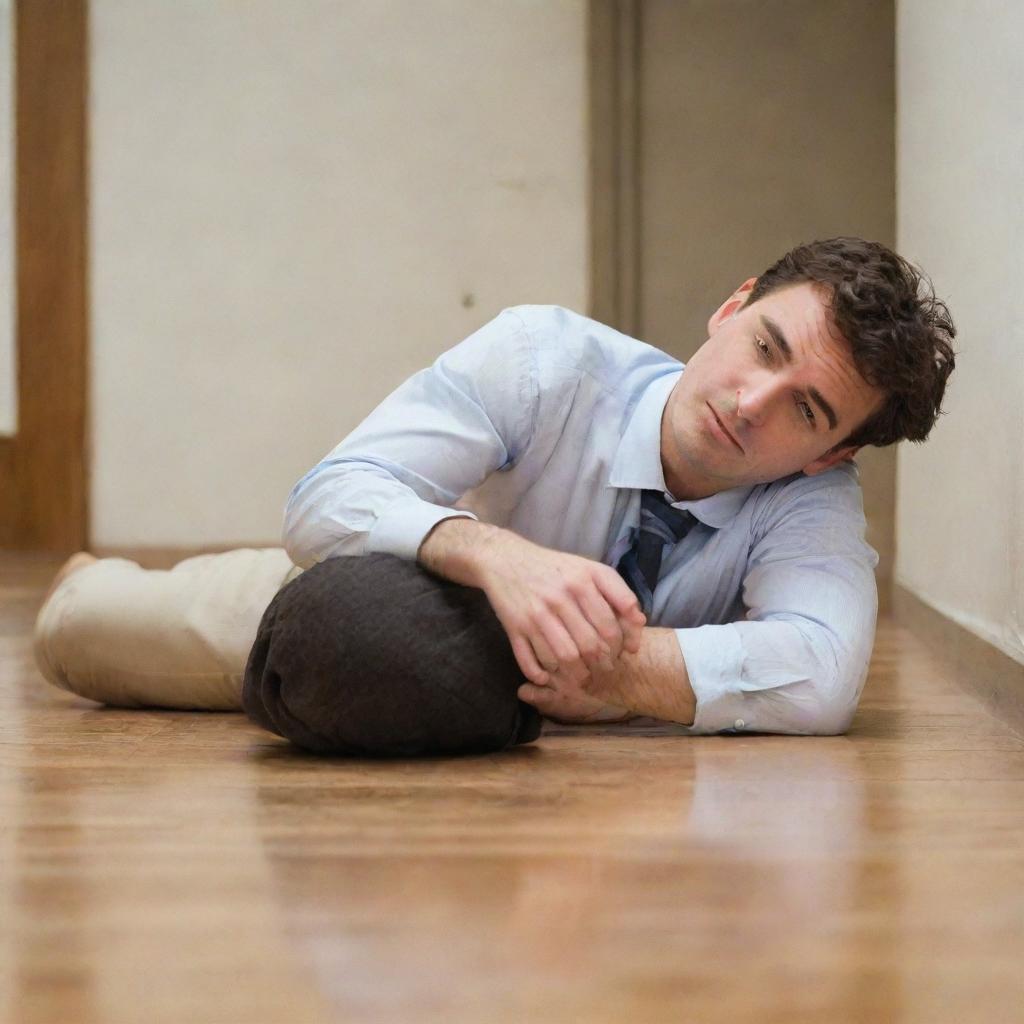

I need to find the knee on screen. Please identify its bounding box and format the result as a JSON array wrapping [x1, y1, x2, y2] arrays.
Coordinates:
[[241, 553, 541, 756]]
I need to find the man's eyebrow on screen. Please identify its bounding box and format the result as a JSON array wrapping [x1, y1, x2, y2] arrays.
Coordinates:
[[759, 315, 840, 431]]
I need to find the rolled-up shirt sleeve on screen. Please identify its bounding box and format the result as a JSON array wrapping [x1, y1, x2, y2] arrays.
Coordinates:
[[283, 308, 538, 567], [675, 471, 880, 736]]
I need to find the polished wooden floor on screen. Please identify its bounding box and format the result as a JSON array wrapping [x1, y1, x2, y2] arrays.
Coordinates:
[[2, 552, 1023, 1024]]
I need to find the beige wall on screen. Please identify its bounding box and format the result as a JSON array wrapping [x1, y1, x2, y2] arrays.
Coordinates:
[[88, 0, 587, 548], [637, 0, 897, 594], [896, 0, 1024, 663]]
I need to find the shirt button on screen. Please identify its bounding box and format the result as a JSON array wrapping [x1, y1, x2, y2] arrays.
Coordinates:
[[734, 719, 745, 730]]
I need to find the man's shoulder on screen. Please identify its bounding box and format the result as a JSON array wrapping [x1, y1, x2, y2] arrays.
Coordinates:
[[500, 304, 635, 347], [751, 461, 866, 528], [499, 304, 680, 378]]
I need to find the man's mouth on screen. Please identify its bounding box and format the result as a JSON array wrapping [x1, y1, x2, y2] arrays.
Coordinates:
[[708, 404, 744, 454]]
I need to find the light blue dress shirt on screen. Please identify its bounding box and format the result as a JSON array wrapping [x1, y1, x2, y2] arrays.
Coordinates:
[[283, 306, 879, 736]]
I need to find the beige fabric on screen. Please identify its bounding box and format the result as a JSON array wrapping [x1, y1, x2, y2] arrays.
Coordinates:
[[33, 548, 299, 710]]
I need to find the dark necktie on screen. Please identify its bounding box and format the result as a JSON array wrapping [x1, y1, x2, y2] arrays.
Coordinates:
[[614, 489, 697, 616]]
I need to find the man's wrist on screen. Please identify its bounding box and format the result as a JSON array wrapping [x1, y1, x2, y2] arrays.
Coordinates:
[[589, 628, 697, 725], [416, 515, 507, 588]]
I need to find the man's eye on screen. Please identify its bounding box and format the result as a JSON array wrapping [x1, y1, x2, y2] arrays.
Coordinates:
[[755, 336, 771, 359], [799, 401, 815, 425]]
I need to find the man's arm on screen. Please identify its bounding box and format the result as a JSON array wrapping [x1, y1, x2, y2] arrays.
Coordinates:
[[521, 468, 877, 734], [282, 303, 646, 690], [418, 515, 647, 686], [281, 308, 535, 568], [420, 516, 686, 724], [671, 469, 878, 735], [517, 626, 697, 725]]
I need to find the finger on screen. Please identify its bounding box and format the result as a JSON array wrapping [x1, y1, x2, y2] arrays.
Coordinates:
[[554, 596, 614, 672], [593, 572, 646, 652], [518, 683, 567, 721], [528, 632, 559, 674], [519, 680, 623, 726], [511, 633, 550, 686], [576, 584, 625, 661], [622, 621, 644, 655], [594, 566, 647, 623], [518, 682, 546, 704], [533, 615, 590, 683]]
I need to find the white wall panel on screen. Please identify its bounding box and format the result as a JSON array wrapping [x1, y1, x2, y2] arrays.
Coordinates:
[[89, 0, 586, 546], [896, 0, 1024, 663]]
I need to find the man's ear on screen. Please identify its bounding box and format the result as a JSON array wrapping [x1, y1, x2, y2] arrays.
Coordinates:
[[802, 445, 862, 476], [707, 277, 758, 335]]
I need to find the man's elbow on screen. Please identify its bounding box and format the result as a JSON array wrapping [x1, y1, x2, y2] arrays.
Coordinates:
[[281, 502, 341, 570], [799, 668, 863, 735], [752, 665, 862, 737], [281, 500, 313, 569], [763, 697, 855, 737], [807, 699, 857, 736], [281, 505, 365, 570], [280, 478, 347, 569], [788, 627, 867, 736]]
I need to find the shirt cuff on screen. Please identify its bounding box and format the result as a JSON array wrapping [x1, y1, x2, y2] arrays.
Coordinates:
[[365, 496, 479, 561], [674, 624, 750, 734]]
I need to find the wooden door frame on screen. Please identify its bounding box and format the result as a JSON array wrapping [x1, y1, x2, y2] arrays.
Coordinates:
[[0, 0, 89, 552], [587, 0, 640, 336]]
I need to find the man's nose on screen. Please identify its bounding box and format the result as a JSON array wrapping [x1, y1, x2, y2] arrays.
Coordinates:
[[736, 378, 780, 427]]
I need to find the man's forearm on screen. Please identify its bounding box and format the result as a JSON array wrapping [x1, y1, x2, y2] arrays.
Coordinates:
[[416, 515, 506, 587], [419, 516, 659, 700], [586, 627, 696, 725]]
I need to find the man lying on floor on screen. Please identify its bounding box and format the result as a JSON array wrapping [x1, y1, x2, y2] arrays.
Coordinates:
[[33, 237, 956, 756]]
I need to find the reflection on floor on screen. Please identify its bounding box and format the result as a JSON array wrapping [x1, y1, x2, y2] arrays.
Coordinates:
[[2, 551, 1022, 1023]]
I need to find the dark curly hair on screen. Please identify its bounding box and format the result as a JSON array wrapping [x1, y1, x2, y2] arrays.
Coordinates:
[[743, 237, 957, 449]]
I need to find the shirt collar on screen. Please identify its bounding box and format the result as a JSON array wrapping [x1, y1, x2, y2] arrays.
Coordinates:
[[607, 367, 754, 529]]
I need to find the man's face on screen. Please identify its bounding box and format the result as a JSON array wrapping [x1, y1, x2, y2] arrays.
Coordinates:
[[660, 279, 885, 500]]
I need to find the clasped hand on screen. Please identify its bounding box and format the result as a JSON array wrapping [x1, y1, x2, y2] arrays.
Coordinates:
[[476, 533, 645, 722]]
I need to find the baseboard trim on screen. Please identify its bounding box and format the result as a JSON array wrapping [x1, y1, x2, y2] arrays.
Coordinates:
[[892, 583, 1024, 738]]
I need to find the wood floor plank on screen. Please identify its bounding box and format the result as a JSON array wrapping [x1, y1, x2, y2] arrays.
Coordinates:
[[2, 553, 1023, 1023]]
